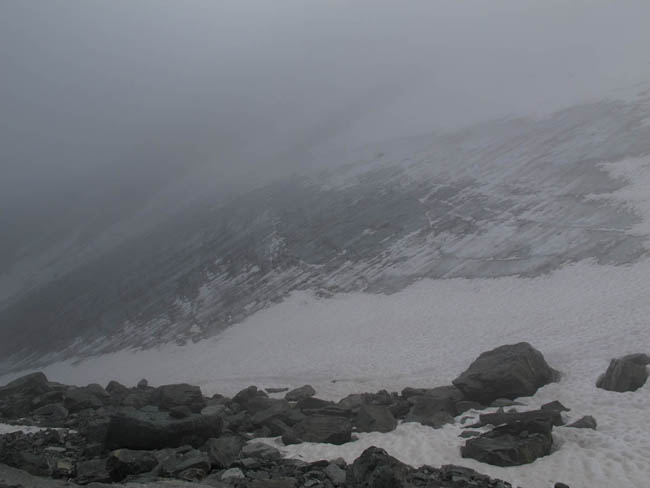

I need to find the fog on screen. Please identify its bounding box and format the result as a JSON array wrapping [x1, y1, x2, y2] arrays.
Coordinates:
[[2, 0, 650, 244]]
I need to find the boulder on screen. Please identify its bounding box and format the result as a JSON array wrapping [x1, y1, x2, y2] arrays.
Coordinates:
[[567, 415, 597, 430], [0, 372, 53, 418], [63, 387, 105, 413], [154, 383, 206, 413], [596, 353, 650, 392], [250, 399, 304, 427], [285, 385, 316, 402], [75, 458, 112, 485], [241, 442, 282, 461], [453, 343, 559, 404], [474, 408, 564, 428], [461, 419, 553, 466], [354, 405, 397, 433], [292, 416, 352, 444], [404, 395, 455, 428], [205, 434, 246, 468], [32, 403, 69, 424], [105, 409, 223, 450], [347, 446, 409, 488], [158, 448, 211, 479], [108, 448, 158, 480]]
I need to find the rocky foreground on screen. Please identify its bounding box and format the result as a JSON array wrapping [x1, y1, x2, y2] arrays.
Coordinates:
[[0, 343, 647, 488]]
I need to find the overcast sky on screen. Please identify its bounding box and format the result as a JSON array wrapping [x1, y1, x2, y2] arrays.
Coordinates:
[[2, 0, 650, 224]]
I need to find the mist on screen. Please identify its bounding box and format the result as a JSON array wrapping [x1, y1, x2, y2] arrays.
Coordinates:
[[2, 0, 650, 257]]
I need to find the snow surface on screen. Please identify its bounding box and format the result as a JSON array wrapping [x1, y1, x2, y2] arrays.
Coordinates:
[[0, 423, 45, 435], [2, 156, 650, 487]]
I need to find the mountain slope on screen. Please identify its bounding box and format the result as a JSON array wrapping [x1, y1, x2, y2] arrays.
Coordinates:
[[2, 93, 650, 372]]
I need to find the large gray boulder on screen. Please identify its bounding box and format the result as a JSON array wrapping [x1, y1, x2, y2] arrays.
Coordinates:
[[291, 415, 352, 444], [453, 343, 559, 404], [596, 353, 650, 392], [0, 372, 53, 418], [153, 383, 206, 413], [461, 419, 553, 466], [354, 404, 397, 433], [105, 409, 223, 450]]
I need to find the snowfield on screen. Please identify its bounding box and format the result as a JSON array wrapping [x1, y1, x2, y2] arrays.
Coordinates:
[[2, 156, 650, 487]]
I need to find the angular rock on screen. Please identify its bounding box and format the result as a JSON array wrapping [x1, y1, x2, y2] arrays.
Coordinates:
[[461, 419, 553, 466], [475, 408, 564, 428], [63, 387, 105, 413], [158, 448, 210, 478], [541, 400, 570, 412], [221, 467, 245, 480], [354, 404, 397, 433], [596, 353, 650, 392], [154, 383, 206, 413], [105, 408, 223, 450], [285, 385, 316, 402], [567, 415, 597, 430], [292, 416, 352, 444], [108, 448, 158, 481], [241, 442, 282, 461], [75, 458, 111, 484], [32, 403, 68, 424], [205, 434, 246, 468], [404, 395, 456, 428], [0, 372, 53, 418], [453, 342, 559, 404], [250, 399, 304, 427], [347, 446, 409, 487]]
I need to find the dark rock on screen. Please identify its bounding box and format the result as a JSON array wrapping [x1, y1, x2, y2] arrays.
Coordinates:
[[250, 399, 304, 427], [106, 380, 130, 396], [249, 479, 297, 488], [453, 342, 559, 404], [461, 419, 553, 466], [325, 463, 347, 485], [63, 387, 105, 413], [266, 387, 289, 394], [354, 405, 397, 433], [105, 408, 223, 450], [541, 400, 570, 412], [285, 385, 316, 402], [296, 397, 334, 410], [459, 430, 482, 438], [596, 353, 650, 392], [292, 416, 352, 444], [169, 406, 193, 419], [555, 483, 570, 488], [153, 383, 206, 413], [137, 379, 149, 389], [205, 434, 246, 468], [475, 408, 564, 428], [75, 458, 111, 484], [347, 446, 409, 488], [0, 372, 53, 418], [107, 448, 158, 480], [32, 403, 68, 424], [233, 385, 268, 408], [241, 442, 282, 461], [567, 415, 597, 430], [455, 401, 484, 415], [388, 398, 411, 419], [404, 395, 455, 428], [158, 448, 210, 478]]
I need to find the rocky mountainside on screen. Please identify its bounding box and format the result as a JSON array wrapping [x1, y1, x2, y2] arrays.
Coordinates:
[[2, 93, 650, 373]]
